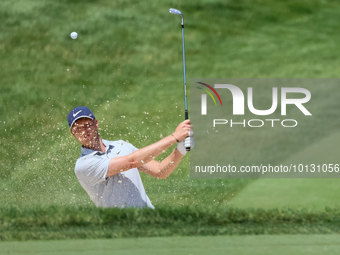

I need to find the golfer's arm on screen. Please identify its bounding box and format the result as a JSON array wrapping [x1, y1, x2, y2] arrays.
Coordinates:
[[106, 135, 177, 178], [137, 148, 183, 179]]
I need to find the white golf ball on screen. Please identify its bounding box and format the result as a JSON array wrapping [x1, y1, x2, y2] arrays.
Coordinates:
[[70, 32, 78, 39]]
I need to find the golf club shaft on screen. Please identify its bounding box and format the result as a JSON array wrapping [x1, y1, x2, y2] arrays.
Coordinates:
[[182, 25, 188, 121], [169, 8, 190, 151], [181, 18, 190, 152]]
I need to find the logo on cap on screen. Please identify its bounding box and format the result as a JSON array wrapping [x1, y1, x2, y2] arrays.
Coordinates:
[[73, 110, 82, 118]]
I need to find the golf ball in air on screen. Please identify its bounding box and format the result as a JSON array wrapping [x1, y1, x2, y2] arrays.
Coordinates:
[[70, 32, 78, 39]]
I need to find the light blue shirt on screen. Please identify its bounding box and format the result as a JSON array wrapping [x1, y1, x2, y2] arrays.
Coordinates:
[[74, 139, 154, 208]]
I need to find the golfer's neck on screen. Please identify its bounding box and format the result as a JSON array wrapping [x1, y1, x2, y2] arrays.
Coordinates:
[[83, 136, 106, 152]]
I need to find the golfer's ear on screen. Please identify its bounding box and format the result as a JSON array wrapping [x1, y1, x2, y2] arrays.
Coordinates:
[[70, 125, 76, 136], [95, 119, 99, 129]]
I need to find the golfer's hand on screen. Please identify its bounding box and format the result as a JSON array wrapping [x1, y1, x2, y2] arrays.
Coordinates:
[[173, 119, 192, 142], [177, 136, 195, 155]]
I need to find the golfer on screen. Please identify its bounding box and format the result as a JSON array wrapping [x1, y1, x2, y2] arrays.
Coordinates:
[[67, 106, 194, 209]]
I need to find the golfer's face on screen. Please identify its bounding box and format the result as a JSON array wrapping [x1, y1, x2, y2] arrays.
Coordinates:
[[71, 118, 98, 146]]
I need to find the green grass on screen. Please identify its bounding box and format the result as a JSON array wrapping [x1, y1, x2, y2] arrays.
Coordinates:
[[2, 206, 340, 241], [1, 0, 340, 244], [229, 130, 340, 210], [2, 235, 340, 255], [229, 178, 340, 210]]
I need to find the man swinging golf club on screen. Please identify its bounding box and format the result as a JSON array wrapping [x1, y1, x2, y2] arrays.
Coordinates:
[[67, 106, 194, 208]]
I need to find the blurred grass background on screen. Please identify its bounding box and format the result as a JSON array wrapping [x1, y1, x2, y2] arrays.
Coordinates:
[[1, 0, 340, 238]]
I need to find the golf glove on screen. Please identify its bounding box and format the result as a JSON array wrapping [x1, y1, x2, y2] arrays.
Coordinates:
[[177, 136, 195, 156]]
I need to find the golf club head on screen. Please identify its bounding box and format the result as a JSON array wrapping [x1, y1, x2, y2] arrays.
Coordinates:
[[169, 8, 182, 16]]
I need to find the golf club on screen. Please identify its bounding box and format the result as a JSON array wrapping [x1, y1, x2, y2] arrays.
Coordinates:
[[169, 8, 190, 151]]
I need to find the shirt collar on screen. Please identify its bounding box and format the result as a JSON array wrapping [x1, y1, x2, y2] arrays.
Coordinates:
[[80, 139, 110, 157]]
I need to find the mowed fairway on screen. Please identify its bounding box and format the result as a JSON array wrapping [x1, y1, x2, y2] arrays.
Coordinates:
[[1, 235, 340, 255], [229, 131, 340, 210]]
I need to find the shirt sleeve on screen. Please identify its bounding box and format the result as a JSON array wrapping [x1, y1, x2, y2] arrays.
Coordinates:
[[122, 140, 139, 152], [74, 153, 110, 186]]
